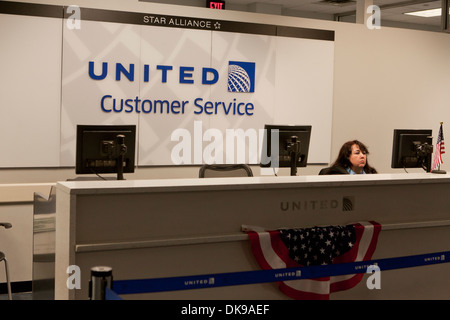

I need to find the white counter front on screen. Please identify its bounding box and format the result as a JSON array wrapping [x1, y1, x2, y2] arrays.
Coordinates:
[[54, 173, 450, 299]]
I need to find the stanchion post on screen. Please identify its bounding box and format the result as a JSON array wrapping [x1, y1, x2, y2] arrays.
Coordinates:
[[89, 266, 113, 300]]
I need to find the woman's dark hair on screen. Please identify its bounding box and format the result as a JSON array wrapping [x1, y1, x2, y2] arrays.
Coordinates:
[[330, 140, 377, 173]]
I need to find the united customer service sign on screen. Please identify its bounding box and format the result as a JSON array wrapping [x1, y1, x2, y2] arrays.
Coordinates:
[[60, 8, 334, 167], [88, 60, 255, 116]]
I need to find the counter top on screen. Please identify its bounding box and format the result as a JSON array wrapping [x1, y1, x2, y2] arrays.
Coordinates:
[[56, 172, 450, 195], [0, 183, 55, 203]]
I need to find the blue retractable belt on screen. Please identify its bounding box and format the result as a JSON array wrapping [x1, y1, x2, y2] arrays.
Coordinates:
[[110, 250, 450, 295]]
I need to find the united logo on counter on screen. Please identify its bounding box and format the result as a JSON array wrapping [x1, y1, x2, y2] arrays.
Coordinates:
[[280, 196, 355, 213]]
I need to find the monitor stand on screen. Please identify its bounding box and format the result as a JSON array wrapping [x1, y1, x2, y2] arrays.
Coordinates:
[[66, 176, 121, 181], [286, 136, 300, 176]]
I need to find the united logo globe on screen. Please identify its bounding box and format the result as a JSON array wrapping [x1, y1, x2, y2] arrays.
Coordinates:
[[227, 64, 251, 92]]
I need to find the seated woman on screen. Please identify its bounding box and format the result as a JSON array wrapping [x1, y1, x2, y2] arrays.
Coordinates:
[[319, 140, 377, 175]]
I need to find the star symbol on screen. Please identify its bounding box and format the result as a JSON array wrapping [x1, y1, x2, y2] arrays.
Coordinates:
[[214, 22, 221, 29]]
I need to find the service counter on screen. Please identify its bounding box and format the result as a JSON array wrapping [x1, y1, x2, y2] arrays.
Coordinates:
[[50, 173, 450, 299]]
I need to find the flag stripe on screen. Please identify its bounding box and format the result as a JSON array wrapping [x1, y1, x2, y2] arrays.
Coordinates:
[[260, 232, 285, 269]]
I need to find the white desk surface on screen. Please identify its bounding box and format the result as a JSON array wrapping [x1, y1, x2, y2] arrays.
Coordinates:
[[0, 183, 55, 203], [56, 173, 450, 195]]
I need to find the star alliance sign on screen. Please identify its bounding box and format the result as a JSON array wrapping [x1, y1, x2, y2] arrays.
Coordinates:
[[143, 15, 217, 30]]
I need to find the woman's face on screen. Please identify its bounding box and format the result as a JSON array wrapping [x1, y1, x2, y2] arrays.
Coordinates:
[[349, 144, 367, 170]]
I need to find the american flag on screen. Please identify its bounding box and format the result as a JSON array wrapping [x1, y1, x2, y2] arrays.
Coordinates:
[[432, 123, 445, 171], [246, 221, 381, 300]]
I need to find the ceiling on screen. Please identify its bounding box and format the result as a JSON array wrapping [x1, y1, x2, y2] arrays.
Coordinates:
[[140, 0, 449, 32]]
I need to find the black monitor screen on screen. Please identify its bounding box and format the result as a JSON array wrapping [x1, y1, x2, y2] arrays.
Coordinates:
[[260, 124, 312, 175], [391, 129, 432, 172], [76, 125, 136, 178]]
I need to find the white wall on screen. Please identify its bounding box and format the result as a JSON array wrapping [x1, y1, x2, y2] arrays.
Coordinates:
[[0, 13, 62, 167], [1, 0, 450, 180], [1, 0, 335, 175], [331, 22, 450, 175]]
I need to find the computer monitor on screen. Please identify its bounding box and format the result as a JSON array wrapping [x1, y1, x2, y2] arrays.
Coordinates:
[[391, 129, 433, 172], [76, 125, 136, 180], [260, 124, 312, 176]]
